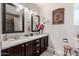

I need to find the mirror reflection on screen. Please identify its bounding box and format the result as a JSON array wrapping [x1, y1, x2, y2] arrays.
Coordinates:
[[31, 14, 40, 32], [2, 3, 24, 33]]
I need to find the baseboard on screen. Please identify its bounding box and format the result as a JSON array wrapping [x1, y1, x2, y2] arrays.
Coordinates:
[[47, 47, 64, 56], [47, 48, 55, 53], [55, 49, 64, 56]]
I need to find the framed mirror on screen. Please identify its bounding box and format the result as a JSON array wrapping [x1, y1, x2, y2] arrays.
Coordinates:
[[2, 3, 24, 33], [31, 14, 40, 32]]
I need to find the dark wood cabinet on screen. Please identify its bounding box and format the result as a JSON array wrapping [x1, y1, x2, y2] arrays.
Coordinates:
[[25, 40, 34, 56], [40, 37, 45, 53], [44, 36, 48, 50], [2, 44, 25, 56], [21, 44, 25, 56], [1, 49, 8, 56], [1, 35, 48, 56], [8, 45, 22, 56], [40, 36, 48, 53]]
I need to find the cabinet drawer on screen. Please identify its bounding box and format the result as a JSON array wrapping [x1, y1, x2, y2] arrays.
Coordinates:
[[35, 39, 40, 43], [35, 48, 40, 56], [35, 43, 40, 48]]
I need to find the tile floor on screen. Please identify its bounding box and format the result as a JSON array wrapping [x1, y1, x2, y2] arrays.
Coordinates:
[[40, 50, 58, 56], [40, 49, 78, 56]]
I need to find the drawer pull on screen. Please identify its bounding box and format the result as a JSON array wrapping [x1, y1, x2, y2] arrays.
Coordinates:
[[37, 44, 39, 47], [36, 40, 39, 42], [36, 51, 39, 53], [22, 45, 24, 47], [26, 44, 28, 46]]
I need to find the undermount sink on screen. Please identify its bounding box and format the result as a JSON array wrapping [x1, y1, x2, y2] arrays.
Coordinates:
[[2, 37, 27, 42], [2, 34, 44, 42], [18, 37, 28, 39], [2, 38, 16, 42]]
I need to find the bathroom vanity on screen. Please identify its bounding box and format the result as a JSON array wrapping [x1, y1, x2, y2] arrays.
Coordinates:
[[1, 3, 48, 56], [1, 34, 48, 56]]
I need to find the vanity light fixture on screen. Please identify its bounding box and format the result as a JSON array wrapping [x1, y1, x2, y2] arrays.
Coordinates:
[[30, 10, 38, 15], [18, 4, 23, 10], [13, 3, 24, 10], [30, 10, 34, 14], [25, 8, 29, 12], [15, 4, 24, 12], [34, 12, 37, 15], [16, 8, 20, 12]]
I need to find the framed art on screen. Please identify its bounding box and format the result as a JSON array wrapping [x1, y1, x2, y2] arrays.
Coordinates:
[[52, 8, 64, 24]]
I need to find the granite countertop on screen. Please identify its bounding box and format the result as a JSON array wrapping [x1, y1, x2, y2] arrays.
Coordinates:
[[2, 33, 48, 50]]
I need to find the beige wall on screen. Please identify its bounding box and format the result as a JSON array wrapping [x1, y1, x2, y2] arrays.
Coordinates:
[[39, 3, 79, 55], [0, 4, 2, 34], [0, 3, 40, 39], [0, 4, 1, 56]]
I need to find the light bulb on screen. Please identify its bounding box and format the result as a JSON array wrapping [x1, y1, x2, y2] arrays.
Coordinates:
[[16, 8, 20, 12], [30, 10, 34, 14], [34, 12, 37, 15], [18, 5, 23, 10], [25, 8, 29, 12]]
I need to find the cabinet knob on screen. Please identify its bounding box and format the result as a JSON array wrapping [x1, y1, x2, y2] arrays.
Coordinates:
[[36, 40, 39, 42], [22, 45, 24, 47], [36, 50, 39, 53], [26, 43, 28, 46], [37, 44, 39, 47]]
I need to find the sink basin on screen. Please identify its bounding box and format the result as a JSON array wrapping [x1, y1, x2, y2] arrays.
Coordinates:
[[19, 37, 28, 39], [2, 38, 16, 43], [2, 36, 29, 42]]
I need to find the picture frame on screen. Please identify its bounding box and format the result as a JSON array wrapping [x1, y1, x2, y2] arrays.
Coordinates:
[[52, 8, 64, 24]]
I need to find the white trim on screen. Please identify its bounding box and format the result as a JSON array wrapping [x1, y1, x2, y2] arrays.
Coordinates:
[[47, 47, 64, 56], [55, 49, 64, 56], [47, 47, 55, 53]]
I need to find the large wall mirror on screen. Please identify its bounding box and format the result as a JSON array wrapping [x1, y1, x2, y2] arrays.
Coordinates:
[[31, 14, 40, 32], [2, 3, 24, 33]]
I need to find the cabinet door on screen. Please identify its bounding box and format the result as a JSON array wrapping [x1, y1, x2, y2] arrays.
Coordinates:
[[44, 36, 48, 49], [40, 37, 45, 53], [28, 41, 34, 56], [2, 44, 25, 56], [21, 44, 25, 56], [7, 45, 22, 56], [25, 41, 34, 56], [24, 43, 28, 56]]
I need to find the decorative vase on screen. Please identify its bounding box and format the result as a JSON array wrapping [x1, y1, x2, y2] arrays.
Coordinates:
[[40, 30, 43, 34]]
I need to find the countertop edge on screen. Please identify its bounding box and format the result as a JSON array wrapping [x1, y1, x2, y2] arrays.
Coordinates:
[[2, 33, 49, 50]]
